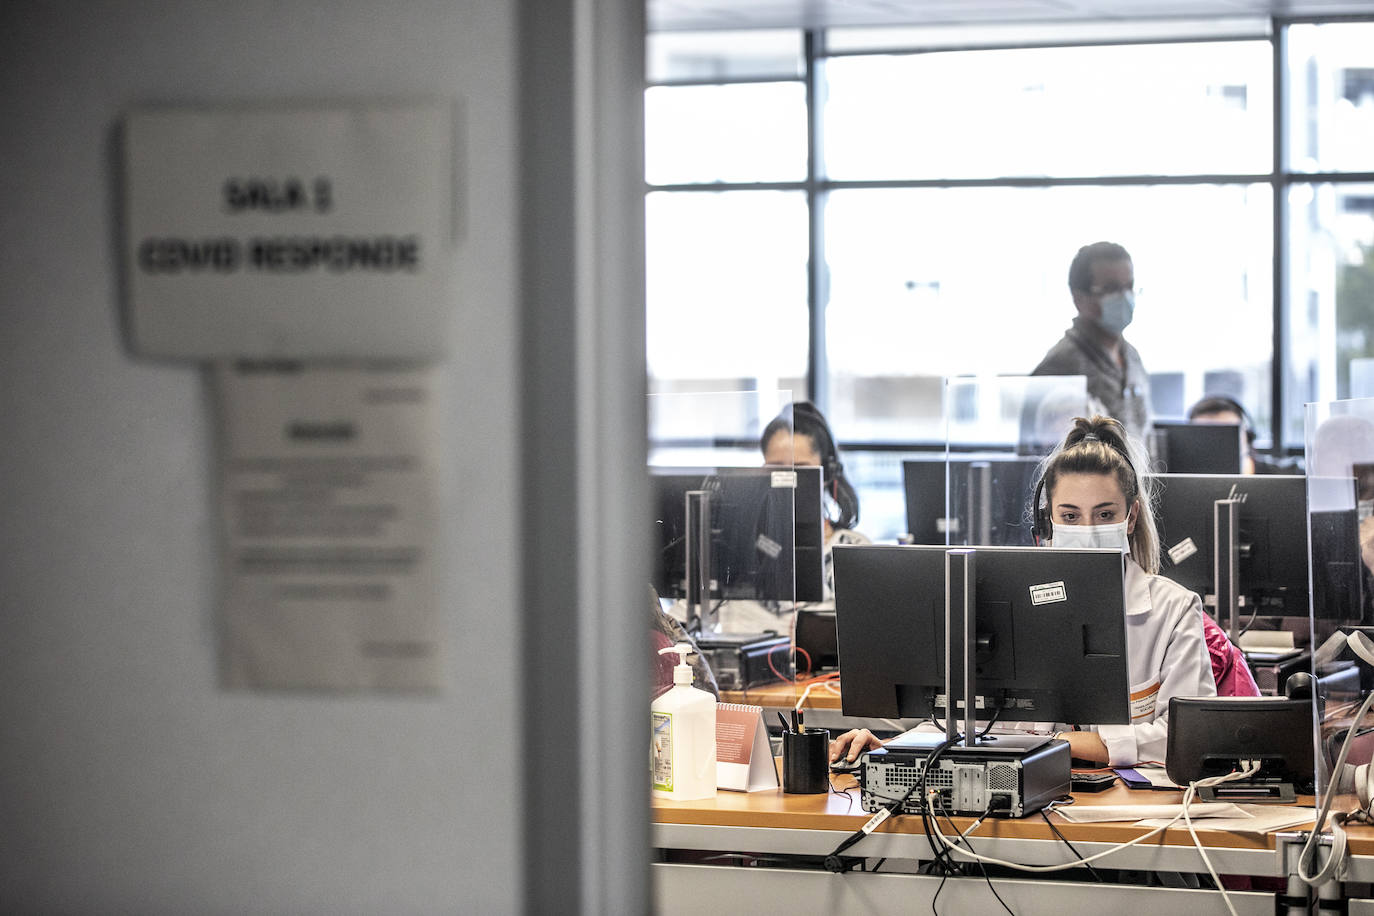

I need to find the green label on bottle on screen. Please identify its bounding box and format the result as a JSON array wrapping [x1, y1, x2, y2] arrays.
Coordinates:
[[652, 711, 673, 792]]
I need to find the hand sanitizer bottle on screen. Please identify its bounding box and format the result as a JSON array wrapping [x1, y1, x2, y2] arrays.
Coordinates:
[[651, 642, 717, 800]]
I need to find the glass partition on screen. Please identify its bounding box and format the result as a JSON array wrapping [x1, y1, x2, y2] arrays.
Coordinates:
[[647, 390, 805, 685], [1307, 398, 1374, 834], [898, 376, 1091, 549]]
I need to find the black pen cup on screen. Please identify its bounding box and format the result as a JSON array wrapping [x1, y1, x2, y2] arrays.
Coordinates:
[[782, 728, 831, 794]]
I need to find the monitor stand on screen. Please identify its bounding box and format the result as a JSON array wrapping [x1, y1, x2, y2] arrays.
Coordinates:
[[944, 548, 1015, 750], [683, 489, 717, 634], [864, 547, 1067, 818]]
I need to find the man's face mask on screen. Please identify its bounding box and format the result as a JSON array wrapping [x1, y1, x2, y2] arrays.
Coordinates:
[[1096, 290, 1135, 336]]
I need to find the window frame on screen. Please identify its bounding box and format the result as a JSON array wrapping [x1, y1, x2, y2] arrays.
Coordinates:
[[645, 14, 1374, 459]]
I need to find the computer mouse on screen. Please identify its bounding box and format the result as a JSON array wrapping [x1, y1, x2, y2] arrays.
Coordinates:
[[829, 756, 864, 775]]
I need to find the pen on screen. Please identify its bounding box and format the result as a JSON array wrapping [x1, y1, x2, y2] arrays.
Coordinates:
[[778, 711, 790, 733]]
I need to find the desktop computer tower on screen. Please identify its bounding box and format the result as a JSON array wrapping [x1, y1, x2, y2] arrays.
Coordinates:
[[694, 633, 791, 691], [860, 731, 1071, 819]]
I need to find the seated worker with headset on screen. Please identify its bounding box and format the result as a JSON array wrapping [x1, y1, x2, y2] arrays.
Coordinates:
[[830, 415, 1216, 768], [760, 402, 872, 601], [691, 402, 873, 635], [1187, 394, 1284, 475]]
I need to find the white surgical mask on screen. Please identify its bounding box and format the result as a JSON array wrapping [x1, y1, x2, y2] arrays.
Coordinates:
[[1096, 290, 1135, 335], [1050, 520, 1130, 553]]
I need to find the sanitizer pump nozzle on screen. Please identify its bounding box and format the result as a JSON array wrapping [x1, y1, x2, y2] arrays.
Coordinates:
[[660, 643, 694, 686]]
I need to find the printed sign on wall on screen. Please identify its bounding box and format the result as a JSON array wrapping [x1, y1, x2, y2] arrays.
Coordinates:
[[216, 360, 443, 691], [123, 101, 455, 359]]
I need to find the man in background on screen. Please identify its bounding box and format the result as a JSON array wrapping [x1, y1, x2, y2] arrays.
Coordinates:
[[1032, 241, 1153, 446]]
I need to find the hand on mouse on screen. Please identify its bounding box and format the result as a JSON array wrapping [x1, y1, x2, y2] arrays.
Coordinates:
[[828, 728, 883, 765]]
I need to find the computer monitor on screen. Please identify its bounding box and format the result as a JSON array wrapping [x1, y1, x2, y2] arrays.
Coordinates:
[[1152, 421, 1244, 474], [651, 466, 825, 605], [902, 456, 1041, 547], [1165, 697, 1315, 800], [793, 607, 838, 674], [832, 543, 1130, 726], [1152, 474, 1312, 618], [1309, 474, 1367, 625]]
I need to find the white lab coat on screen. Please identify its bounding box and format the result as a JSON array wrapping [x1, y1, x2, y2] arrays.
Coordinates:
[[1089, 557, 1216, 767], [904, 555, 1216, 766]]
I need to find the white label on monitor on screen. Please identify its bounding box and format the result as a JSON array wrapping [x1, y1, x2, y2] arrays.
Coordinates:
[[936, 694, 987, 710], [1168, 537, 1199, 565], [1029, 581, 1066, 605], [755, 533, 783, 559], [770, 470, 798, 488]]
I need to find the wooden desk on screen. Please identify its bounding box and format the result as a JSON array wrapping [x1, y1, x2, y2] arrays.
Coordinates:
[[653, 774, 1374, 915], [719, 680, 920, 735]]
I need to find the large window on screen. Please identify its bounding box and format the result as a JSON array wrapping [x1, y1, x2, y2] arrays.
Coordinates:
[[823, 41, 1272, 180], [1283, 21, 1374, 443], [646, 18, 1374, 540], [823, 184, 1273, 437]]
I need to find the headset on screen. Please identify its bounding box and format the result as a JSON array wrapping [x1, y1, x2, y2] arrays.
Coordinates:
[[789, 401, 842, 483], [1030, 429, 1140, 545], [1187, 394, 1256, 446]]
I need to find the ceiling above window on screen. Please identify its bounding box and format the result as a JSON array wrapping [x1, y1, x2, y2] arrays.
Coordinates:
[[648, 0, 1374, 31]]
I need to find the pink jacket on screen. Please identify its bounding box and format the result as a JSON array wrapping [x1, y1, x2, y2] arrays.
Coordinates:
[[1201, 612, 1261, 697]]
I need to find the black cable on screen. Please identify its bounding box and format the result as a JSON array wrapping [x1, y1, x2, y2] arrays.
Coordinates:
[[952, 806, 1015, 916], [930, 870, 950, 915], [919, 735, 966, 876], [932, 797, 1014, 916], [1038, 808, 1104, 882], [829, 778, 857, 813], [976, 857, 1015, 916], [822, 780, 919, 872], [928, 701, 1003, 738], [916, 721, 1004, 876]]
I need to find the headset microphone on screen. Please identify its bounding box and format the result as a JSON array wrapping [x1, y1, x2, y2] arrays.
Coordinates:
[[1031, 476, 1050, 545]]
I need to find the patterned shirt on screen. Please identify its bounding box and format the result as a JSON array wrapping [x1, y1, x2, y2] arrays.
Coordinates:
[[1032, 316, 1153, 447]]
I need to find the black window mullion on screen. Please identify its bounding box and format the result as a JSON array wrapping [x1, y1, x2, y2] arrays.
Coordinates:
[[805, 29, 828, 411], [1271, 18, 1289, 454]]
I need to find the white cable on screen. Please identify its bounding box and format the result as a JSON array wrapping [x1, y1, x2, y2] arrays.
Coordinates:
[[1181, 761, 1263, 916], [1297, 687, 1374, 887], [927, 801, 1181, 873], [924, 765, 1261, 876]]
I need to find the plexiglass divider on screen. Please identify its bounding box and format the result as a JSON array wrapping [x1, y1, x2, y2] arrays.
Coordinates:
[[644, 380, 1095, 705], [1305, 397, 1374, 880], [647, 390, 801, 687], [928, 375, 1091, 548]]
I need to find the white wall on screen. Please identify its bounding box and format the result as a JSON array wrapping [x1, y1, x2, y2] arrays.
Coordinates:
[[0, 2, 530, 912]]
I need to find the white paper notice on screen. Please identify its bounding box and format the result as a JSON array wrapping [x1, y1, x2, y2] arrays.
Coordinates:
[[216, 360, 443, 690]]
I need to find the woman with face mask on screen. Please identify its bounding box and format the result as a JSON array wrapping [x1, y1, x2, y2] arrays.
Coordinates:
[[829, 415, 1215, 769], [1027, 415, 1216, 766]]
